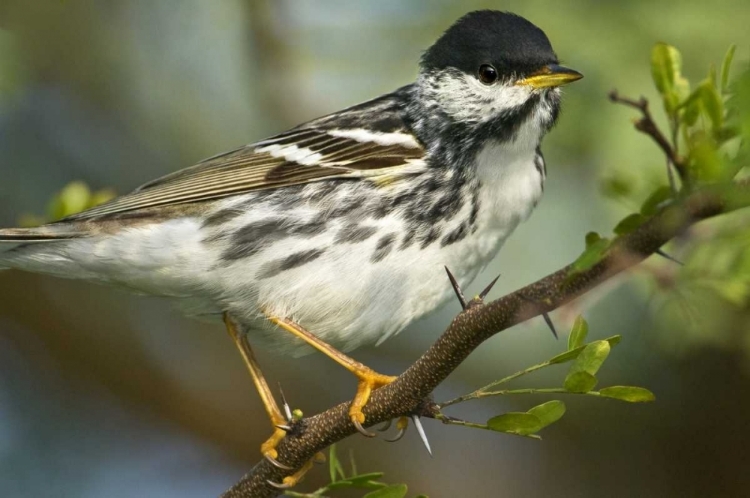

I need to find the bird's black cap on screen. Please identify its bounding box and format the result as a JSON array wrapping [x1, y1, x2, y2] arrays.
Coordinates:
[[421, 10, 558, 77]]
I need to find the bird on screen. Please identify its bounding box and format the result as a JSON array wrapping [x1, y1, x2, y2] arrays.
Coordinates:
[[0, 10, 581, 488]]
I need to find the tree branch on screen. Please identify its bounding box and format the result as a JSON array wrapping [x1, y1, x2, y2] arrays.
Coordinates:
[[222, 180, 750, 498], [608, 90, 687, 182]]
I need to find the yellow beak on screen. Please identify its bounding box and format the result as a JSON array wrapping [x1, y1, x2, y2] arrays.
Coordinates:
[[517, 64, 583, 89]]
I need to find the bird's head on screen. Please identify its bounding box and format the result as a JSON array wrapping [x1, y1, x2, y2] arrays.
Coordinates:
[[413, 10, 582, 143]]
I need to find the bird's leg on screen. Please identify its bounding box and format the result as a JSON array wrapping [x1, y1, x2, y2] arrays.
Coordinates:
[[223, 314, 317, 488], [266, 314, 397, 436]]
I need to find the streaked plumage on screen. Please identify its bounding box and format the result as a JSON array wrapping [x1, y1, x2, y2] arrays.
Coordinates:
[[0, 11, 580, 356]]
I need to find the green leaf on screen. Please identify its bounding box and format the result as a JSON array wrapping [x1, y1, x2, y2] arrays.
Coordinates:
[[640, 186, 673, 216], [549, 335, 621, 364], [567, 315, 588, 350], [613, 213, 648, 236], [651, 43, 689, 113], [599, 386, 656, 403], [364, 484, 408, 498], [347, 472, 388, 488], [600, 174, 633, 199], [688, 131, 725, 182], [487, 412, 543, 436], [700, 80, 724, 130], [89, 188, 116, 209], [329, 444, 345, 482], [721, 44, 737, 94], [527, 400, 566, 429], [570, 237, 611, 275], [571, 340, 611, 376], [585, 231, 602, 247], [563, 371, 598, 393], [651, 43, 679, 93], [49, 181, 92, 220]]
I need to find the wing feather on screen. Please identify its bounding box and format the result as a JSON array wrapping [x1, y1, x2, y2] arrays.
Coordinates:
[[63, 126, 424, 221]]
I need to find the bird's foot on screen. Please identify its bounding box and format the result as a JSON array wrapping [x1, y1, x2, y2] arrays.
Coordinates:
[[349, 367, 397, 437], [264, 390, 326, 489]]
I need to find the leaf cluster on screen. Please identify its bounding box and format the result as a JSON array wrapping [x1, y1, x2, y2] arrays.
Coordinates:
[[435, 316, 654, 439]]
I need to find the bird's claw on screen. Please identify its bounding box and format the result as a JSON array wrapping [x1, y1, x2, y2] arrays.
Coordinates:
[[264, 452, 293, 470], [267, 479, 294, 490], [377, 419, 392, 432], [352, 418, 376, 438], [384, 426, 406, 442]]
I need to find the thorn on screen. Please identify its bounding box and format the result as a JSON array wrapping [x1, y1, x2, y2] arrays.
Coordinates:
[[445, 266, 467, 310], [542, 312, 558, 339], [478, 274, 501, 301], [412, 416, 432, 457], [278, 383, 292, 422], [655, 249, 684, 265], [519, 294, 557, 339], [275, 424, 293, 432]]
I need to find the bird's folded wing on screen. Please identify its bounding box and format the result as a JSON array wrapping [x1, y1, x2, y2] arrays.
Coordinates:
[[63, 126, 425, 221]]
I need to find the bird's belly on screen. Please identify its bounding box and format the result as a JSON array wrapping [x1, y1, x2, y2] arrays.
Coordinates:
[[224, 203, 537, 355]]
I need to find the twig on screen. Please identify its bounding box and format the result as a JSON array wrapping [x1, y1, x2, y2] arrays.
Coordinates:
[[608, 90, 687, 182], [222, 180, 750, 498]]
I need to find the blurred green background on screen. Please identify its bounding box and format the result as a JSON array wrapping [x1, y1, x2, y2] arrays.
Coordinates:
[[1, 1, 749, 497]]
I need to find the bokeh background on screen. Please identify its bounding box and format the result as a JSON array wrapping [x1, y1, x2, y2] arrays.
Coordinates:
[[1, 1, 749, 497]]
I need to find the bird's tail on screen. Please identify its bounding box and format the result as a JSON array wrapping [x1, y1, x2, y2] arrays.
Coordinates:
[[0, 224, 83, 242], [0, 224, 83, 269]]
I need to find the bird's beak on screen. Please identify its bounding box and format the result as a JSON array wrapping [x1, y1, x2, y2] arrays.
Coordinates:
[[517, 64, 583, 89]]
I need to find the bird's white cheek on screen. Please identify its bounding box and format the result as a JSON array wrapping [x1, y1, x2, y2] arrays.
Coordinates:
[[489, 85, 534, 113]]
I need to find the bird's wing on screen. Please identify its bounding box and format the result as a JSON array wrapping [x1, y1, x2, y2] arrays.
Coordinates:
[[62, 92, 424, 221]]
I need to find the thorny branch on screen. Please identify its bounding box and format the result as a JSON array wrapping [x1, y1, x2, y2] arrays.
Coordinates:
[[223, 101, 750, 498]]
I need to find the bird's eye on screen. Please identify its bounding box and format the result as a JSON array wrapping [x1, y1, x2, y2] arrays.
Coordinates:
[[478, 64, 498, 85]]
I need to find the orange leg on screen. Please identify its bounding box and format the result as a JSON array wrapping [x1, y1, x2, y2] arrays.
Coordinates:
[[224, 314, 322, 489], [266, 314, 396, 435]]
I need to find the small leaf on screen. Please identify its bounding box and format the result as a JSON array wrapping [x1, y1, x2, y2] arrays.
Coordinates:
[[487, 412, 543, 436], [700, 80, 724, 130], [600, 174, 633, 199], [651, 43, 678, 93], [563, 371, 598, 393], [364, 483, 408, 498], [49, 181, 92, 220], [640, 186, 673, 216], [549, 335, 621, 364], [599, 386, 656, 403], [327, 480, 357, 491], [89, 188, 116, 208], [527, 400, 566, 429], [571, 340, 611, 376], [688, 131, 725, 182], [329, 444, 345, 482], [347, 472, 388, 488], [682, 90, 702, 126], [651, 43, 688, 114], [570, 237, 611, 274], [613, 213, 648, 236], [567, 315, 588, 350], [721, 44, 737, 93], [585, 231, 602, 247]]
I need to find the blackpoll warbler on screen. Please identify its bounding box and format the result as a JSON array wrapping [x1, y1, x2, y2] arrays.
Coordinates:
[[0, 10, 582, 487]]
